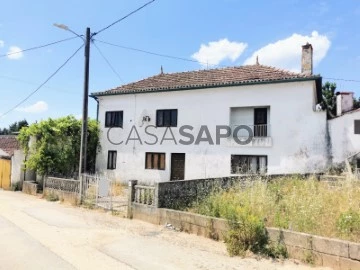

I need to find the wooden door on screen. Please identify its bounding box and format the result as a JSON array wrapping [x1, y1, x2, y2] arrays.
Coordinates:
[[0, 159, 11, 189], [170, 153, 185, 181]]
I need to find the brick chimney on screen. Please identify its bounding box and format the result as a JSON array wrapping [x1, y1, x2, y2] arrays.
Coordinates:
[[301, 43, 313, 75]]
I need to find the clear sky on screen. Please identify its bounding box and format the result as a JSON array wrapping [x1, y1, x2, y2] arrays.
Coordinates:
[[0, 0, 359, 128]]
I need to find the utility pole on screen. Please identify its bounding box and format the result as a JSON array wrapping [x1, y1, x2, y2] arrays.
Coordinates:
[[79, 27, 91, 181]]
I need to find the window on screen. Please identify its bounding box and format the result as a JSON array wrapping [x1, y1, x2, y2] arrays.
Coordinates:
[[156, 109, 177, 127], [105, 111, 123, 127], [231, 155, 267, 174], [107, 151, 117, 170], [355, 120, 360, 135], [145, 152, 166, 170]]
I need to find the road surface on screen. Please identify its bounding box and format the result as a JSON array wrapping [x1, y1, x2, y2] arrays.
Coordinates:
[[0, 190, 330, 270]]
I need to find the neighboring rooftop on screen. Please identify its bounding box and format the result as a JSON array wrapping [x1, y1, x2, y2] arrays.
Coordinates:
[[0, 135, 20, 157], [92, 64, 321, 96]]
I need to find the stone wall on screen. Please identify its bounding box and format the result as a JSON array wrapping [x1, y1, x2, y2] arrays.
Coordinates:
[[157, 176, 252, 209], [131, 203, 360, 270], [156, 174, 318, 210], [22, 181, 38, 195]]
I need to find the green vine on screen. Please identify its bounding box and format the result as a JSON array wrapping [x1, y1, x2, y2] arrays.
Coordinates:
[[18, 115, 100, 178]]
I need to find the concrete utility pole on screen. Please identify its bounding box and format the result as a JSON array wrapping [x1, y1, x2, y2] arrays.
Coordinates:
[[79, 27, 91, 179]]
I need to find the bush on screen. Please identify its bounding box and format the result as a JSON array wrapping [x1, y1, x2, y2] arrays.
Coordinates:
[[337, 209, 360, 238], [191, 176, 360, 243], [225, 210, 268, 257], [45, 192, 59, 201]]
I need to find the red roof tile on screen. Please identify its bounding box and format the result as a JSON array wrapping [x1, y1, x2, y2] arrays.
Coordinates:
[[0, 135, 20, 156], [92, 64, 320, 96]]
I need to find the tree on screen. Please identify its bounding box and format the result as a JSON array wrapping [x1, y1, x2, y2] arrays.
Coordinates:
[[0, 119, 28, 135], [320, 82, 337, 119], [354, 96, 360, 109], [18, 116, 99, 178]]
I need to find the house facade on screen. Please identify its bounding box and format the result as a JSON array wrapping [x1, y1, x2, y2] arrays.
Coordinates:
[[0, 135, 25, 189], [91, 44, 338, 184]]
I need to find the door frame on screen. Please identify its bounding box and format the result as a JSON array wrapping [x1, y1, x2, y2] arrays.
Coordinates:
[[170, 153, 186, 181]]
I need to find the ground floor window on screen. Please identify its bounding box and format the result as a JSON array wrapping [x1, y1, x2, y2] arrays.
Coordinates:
[[231, 155, 267, 174], [107, 151, 117, 170], [145, 152, 166, 170]]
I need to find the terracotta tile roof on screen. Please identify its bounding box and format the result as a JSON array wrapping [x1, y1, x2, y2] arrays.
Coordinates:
[[92, 64, 320, 96], [0, 135, 20, 156]]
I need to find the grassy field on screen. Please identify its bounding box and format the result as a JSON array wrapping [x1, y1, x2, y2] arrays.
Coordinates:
[[190, 176, 360, 243]]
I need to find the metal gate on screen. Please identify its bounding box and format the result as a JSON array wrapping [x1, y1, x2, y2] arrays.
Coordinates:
[[81, 174, 128, 212], [0, 158, 11, 189]]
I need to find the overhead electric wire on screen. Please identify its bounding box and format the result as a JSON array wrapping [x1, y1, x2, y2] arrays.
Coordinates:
[[323, 77, 360, 83], [0, 36, 78, 58], [93, 39, 206, 65], [0, 44, 84, 118], [0, 75, 77, 95], [93, 0, 156, 36], [92, 41, 124, 83]]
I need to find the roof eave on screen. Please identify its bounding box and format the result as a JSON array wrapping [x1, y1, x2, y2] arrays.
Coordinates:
[[91, 76, 322, 97]]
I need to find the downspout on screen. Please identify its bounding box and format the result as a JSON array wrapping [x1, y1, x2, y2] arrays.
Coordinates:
[[90, 95, 99, 122], [89, 95, 100, 174]]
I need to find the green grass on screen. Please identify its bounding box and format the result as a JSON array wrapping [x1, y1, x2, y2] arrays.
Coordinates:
[[190, 176, 360, 243]]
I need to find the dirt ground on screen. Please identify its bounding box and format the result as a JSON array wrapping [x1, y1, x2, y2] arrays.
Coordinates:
[[0, 190, 331, 270]]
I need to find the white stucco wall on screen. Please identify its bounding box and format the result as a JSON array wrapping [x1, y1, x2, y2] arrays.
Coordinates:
[[96, 80, 328, 184], [329, 110, 360, 164], [11, 149, 25, 185]]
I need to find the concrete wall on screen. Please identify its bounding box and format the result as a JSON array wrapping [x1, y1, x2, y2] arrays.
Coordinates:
[[131, 204, 360, 270], [11, 149, 25, 186], [22, 181, 38, 195], [96, 80, 328, 184], [329, 110, 360, 164]]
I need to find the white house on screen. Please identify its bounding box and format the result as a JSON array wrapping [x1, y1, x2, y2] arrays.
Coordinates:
[[91, 44, 358, 184]]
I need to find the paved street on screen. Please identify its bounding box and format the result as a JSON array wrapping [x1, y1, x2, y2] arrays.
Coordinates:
[[0, 190, 329, 270]]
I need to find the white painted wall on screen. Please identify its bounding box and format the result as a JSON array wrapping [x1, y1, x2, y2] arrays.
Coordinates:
[[329, 110, 360, 164], [11, 149, 24, 185], [96, 80, 328, 184]]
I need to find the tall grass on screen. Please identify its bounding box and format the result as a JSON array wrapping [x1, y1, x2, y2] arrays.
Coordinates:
[[191, 176, 360, 242]]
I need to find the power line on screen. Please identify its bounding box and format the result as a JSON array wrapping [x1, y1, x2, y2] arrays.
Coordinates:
[[93, 0, 156, 36], [323, 77, 360, 83], [0, 44, 84, 118], [0, 75, 77, 95], [93, 39, 204, 65], [95, 39, 360, 82], [0, 36, 79, 58], [92, 41, 124, 83]]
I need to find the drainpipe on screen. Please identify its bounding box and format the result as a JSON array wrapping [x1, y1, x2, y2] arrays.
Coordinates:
[[90, 95, 99, 122]]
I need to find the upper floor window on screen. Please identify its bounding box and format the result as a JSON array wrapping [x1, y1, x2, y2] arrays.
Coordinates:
[[156, 109, 177, 127], [105, 111, 123, 128], [107, 151, 117, 170]]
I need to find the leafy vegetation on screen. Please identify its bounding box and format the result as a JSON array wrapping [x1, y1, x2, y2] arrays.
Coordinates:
[[0, 119, 28, 135], [191, 176, 360, 244], [18, 115, 99, 178], [321, 81, 337, 118]]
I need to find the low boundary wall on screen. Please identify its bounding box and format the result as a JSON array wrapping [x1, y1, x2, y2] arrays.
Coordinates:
[[22, 181, 38, 195], [131, 203, 360, 270]]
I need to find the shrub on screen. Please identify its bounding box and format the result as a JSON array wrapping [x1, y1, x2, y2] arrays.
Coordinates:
[[225, 210, 268, 257], [45, 192, 59, 201], [337, 209, 360, 238], [191, 176, 360, 243]]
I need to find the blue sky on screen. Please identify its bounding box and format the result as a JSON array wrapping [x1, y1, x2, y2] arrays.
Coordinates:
[[0, 0, 359, 128]]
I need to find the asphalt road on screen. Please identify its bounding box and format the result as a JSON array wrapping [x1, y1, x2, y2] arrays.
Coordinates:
[[0, 190, 330, 270]]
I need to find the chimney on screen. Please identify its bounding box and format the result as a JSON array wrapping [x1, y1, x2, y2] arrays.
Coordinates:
[[336, 92, 354, 116], [301, 43, 313, 75]]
